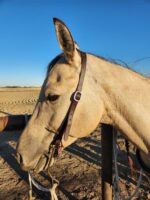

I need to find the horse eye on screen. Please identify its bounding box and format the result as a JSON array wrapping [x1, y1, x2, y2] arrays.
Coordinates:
[[47, 94, 60, 102]]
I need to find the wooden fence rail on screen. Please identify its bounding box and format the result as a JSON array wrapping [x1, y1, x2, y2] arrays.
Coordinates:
[[0, 114, 31, 132]]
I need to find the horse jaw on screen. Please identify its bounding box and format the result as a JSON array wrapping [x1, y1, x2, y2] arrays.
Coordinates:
[[138, 150, 150, 172], [62, 136, 78, 148]]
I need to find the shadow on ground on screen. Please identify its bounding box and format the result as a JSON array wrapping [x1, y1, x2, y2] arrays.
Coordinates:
[[0, 129, 149, 199]]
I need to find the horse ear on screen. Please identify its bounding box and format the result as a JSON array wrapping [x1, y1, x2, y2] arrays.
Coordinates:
[[53, 18, 76, 63]]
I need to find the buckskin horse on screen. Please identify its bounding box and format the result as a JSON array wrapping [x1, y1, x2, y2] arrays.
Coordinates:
[[17, 18, 150, 193]]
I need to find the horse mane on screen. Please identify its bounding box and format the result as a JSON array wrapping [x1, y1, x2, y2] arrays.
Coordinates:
[[89, 52, 150, 79], [89, 52, 133, 70], [46, 52, 149, 80]]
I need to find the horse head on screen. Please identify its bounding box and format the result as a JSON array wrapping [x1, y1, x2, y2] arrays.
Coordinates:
[[16, 18, 104, 172]]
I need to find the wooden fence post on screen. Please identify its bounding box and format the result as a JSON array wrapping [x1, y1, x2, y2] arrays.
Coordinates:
[[101, 124, 113, 200]]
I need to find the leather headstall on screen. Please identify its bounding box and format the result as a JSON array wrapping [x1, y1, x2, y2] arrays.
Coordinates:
[[44, 51, 87, 168]]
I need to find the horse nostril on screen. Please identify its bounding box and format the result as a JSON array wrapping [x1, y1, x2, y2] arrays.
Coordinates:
[[16, 152, 23, 164]]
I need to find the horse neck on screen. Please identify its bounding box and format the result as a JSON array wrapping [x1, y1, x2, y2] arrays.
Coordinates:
[[88, 54, 150, 154]]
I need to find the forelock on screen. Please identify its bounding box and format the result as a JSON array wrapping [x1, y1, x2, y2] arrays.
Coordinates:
[[47, 54, 65, 75]]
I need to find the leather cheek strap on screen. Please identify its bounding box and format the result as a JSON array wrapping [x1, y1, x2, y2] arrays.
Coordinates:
[[53, 51, 87, 142]]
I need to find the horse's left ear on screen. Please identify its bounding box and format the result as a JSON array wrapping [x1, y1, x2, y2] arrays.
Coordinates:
[[53, 18, 78, 63]]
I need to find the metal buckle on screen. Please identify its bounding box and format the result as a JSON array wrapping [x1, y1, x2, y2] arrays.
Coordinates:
[[73, 91, 81, 102]]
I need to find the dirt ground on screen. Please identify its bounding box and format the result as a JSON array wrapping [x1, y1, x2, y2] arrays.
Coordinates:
[[0, 87, 150, 200]]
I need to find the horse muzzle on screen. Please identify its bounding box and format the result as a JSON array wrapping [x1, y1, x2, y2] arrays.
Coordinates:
[[16, 152, 36, 171], [16, 151, 51, 173], [16, 139, 62, 173]]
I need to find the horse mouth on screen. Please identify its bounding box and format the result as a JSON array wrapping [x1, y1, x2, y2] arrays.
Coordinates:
[[34, 154, 54, 173], [33, 155, 47, 173]]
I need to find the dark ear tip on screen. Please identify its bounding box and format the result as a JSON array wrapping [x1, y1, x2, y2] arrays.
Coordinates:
[[53, 17, 59, 24], [53, 18, 66, 26]]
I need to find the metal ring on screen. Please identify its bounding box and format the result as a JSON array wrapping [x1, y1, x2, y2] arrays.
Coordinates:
[[73, 91, 81, 102]]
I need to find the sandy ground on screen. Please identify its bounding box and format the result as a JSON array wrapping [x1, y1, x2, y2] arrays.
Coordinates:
[[0, 87, 150, 200], [0, 87, 39, 116]]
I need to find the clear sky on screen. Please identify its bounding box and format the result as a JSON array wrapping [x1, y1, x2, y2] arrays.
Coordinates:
[[0, 0, 150, 86]]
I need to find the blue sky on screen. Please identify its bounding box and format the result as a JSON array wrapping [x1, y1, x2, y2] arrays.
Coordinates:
[[0, 0, 150, 86]]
